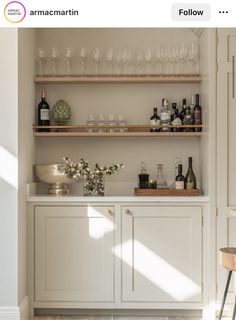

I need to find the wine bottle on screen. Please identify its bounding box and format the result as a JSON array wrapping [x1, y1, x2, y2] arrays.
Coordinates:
[[37, 90, 50, 132], [183, 106, 193, 132], [175, 164, 185, 190], [179, 98, 187, 121], [194, 94, 202, 132], [185, 157, 197, 189], [150, 107, 161, 132]]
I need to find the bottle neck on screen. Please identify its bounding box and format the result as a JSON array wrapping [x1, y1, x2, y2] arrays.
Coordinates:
[[188, 161, 193, 170]]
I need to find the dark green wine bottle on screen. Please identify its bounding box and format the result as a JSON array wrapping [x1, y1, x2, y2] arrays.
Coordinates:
[[185, 157, 196, 189]]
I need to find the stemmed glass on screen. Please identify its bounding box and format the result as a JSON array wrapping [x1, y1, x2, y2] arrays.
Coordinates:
[[136, 49, 144, 74], [144, 48, 152, 75], [106, 48, 113, 75], [79, 47, 88, 76], [37, 48, 47, 76], [93, 47, 102, 75], [50, 48, 58, 76], [179, 43, 188, 75], [188, 43, 199, 75], [115, 49, 122, 75], [64, 48, 73, 76], [122, 49, 130, 75]]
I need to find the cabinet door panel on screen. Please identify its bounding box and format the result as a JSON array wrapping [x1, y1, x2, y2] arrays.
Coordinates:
[[121, 206, 202, 303], [35, 206, 114, 302]]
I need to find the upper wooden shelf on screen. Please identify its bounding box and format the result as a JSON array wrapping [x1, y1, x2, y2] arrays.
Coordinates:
[[34, 74, 201, 84]]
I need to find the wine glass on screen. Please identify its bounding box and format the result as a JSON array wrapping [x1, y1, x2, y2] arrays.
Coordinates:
[[106, 48, 114, 75], [79, 47, 88, 76], [179, 43, 188, 75], [136, 49, 144, 74], [64, 48, 73, 76], [36, 48, 47, 75], [144, 48, 152, 75], [114, 49, 122, 75], [189, 43, 199, 75], [50, 48, 58, 76], [93, 47, 102, 75]]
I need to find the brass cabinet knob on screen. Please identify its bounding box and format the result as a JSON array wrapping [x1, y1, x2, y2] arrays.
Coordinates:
[[125, 209, 131, 215], [107, 209, 113, 215]]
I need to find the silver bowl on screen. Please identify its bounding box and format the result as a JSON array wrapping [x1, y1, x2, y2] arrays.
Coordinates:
[[35, 164, 74, 195]]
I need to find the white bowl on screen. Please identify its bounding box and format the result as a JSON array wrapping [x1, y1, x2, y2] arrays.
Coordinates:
[[35, 163, 74, 195]]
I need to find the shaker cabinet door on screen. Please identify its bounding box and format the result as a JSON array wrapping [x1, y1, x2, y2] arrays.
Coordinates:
[[34, 206, 114, 302], [121, 206, 202, 303]]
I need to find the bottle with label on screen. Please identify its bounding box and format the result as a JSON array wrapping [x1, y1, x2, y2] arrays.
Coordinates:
[[190, 94, 195, 115], [179, 98, 187, 122], [171, 104, 182, 132], [156, 164, 167, 189], [171, 103, 177, 122], [183, 106, 194, 131], [185, 157, 197, 189], [194, 94, 202, 132], [138, 162, 149, 189], [160, 99, 171, 132], [150, 107, 161, 132], [175, 164, 185, 190], [37, 90, 50, 132]]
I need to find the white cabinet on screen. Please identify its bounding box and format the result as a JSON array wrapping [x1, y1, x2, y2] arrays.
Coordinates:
[[121, 206, 202, 303], [34, 205, 114, 302]]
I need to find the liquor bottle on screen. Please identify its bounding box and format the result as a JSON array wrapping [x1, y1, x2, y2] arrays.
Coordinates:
[[156, 164, 167, 189], [190, 94, 195, 115], [175, 164, 185, 190], [160, 99, 171, 132], [138, 162, 149, 189], [171, 105, 182, 132], [37, 90, 50, 132], [150, 107, 161, 132], [171, 103, 177, 122], [183, 106, 194, 132], [185, 157, 197, 189], [194, 94, 202, 132], [179, 98, 187, 121]]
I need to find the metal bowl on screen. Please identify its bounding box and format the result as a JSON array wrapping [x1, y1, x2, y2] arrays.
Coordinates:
[[34, 164, 74, 195]]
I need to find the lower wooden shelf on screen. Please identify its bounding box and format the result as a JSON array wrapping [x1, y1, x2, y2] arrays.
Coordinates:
[[134, 188, 203, 196], [33, 124, 204, 137]]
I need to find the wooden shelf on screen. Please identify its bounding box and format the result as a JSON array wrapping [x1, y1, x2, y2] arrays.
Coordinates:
[[34, 74, 201, 84], [34, 131, 204, 137], [134, 188, 203, 196], [33, 124, 204, 137]]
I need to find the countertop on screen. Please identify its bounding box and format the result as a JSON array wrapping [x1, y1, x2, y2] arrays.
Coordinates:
[[27, 195, 210, 202]]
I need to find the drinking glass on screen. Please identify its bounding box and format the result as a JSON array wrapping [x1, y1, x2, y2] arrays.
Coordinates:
[[79, 47, 88, 75], [144, 48, 152, 75], [189, 43, 199, 75], [122, 49, 131, 75], [179, 43, 188, 75], [115, 49, 122, 75], [93, 47, 102, 75], [136, 49, 144, 74], [64, 48, 73, 76], [50, 48, 58, 76], [37, 48, 47, 75], [106, 48, 114, 75]]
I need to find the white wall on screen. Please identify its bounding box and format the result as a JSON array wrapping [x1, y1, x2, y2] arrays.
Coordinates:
[[18, 29, 36, 305], [0, 28, 18, 306], [35, 28, 202, 194]]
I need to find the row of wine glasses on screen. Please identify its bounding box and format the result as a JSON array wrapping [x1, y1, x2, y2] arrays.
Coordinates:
[[36, 44, 199, 76]]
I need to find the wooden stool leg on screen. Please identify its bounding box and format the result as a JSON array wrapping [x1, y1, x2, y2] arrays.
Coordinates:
[[232, 295, 236, 319], [219, 270, 232, 320]]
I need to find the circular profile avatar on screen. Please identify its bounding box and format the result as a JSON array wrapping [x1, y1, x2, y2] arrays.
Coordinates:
[[4, 1, 26, 23]]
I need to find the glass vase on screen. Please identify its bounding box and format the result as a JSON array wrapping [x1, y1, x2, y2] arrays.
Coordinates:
[[83, 176, 105, 196]]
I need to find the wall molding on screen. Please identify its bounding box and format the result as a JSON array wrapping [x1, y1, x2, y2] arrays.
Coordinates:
[[0, 306, 20, 320]]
